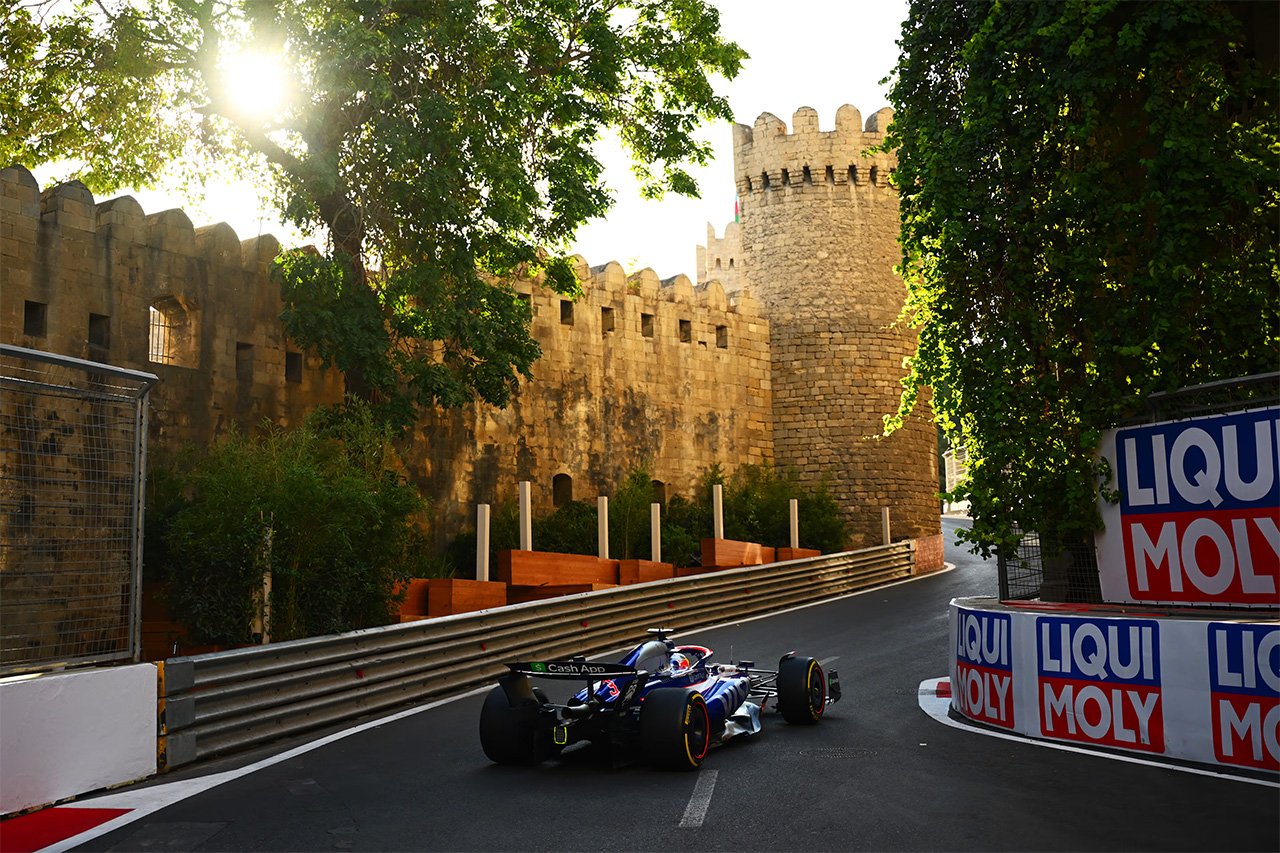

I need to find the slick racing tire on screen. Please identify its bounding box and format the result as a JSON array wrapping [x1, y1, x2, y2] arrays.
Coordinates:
[[777, 655, 826, 725], [641, 688, 711, 771], [479, 683, 555, 765]]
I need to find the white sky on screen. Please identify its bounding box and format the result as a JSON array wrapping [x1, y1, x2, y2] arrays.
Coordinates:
[[35, 0, 909, 280]]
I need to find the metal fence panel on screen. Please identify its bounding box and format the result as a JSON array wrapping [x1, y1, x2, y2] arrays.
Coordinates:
[[0, 344, 156, 674]]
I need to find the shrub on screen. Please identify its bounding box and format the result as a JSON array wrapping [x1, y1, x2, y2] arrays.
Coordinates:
[[153, 402, 427, 644]]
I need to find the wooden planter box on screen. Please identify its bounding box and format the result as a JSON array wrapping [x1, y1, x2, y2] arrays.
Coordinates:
[[619, 559, 675, 585], [507, 583, 616, 604], [776, 547, 821, 562], [424, 578, 507, 617], [497, 550, 619, 585], [700, 538, 776, 570]]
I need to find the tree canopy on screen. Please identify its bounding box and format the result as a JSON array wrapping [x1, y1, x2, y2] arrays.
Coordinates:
[[886, 0, 1279, 557], [2, 0, 744, 420]]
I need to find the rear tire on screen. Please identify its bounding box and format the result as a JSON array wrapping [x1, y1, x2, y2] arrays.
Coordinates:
[[777, 655, 826, 725], [641, 688, 710, 771], [479, 683, 552, 765]]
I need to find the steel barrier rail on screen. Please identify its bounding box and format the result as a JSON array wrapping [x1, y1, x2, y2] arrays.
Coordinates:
[[158, 541, 914, 768]]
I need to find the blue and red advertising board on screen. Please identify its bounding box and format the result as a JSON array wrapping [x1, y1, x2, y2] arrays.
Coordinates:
[[949, 600, 1279, 773], [1208, 623, 1279, 771], [1096, 407, 1280, 608], [954, 608, 1014, 729], [1037, 616, 1163, 752]]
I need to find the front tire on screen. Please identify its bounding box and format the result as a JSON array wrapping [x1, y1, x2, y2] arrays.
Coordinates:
[[777, 655, 826, 724], [641, 688, 711, 771]]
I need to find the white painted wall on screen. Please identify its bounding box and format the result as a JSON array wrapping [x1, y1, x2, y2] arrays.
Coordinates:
[[1, 664, 157, 815]]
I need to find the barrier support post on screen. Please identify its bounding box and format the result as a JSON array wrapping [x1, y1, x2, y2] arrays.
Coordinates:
[[598, 496, 609, 559], [651, 502, 662, 564], [518, 481, 532, 551], [476, 503, 491, 581], [713, 484, 724, 540], [882, 507, 891, 546]]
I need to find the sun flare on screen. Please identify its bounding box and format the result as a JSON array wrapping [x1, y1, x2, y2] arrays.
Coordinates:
[[219, 50, 290, 122]]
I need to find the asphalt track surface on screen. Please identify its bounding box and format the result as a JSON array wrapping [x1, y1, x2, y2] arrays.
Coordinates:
[[74, 519, 1279, 852]]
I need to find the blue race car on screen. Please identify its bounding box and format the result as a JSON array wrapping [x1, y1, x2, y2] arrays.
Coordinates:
[[479, 628, 841, 770]]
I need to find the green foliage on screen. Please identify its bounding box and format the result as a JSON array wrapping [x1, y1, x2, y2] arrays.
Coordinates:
[[720, 465, 848, 554], [886, 1, 1279, 557], [152, 404, 427, 644], [6, 0, 745, 421]]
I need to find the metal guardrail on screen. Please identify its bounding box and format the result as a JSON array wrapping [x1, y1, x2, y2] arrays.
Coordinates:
[[157, 541, 914, 768]]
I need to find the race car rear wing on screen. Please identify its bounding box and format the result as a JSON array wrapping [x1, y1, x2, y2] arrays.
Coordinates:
[[507, 659, 637, 679]]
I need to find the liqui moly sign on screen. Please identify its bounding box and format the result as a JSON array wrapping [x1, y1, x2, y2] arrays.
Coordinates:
[[954, 609, 1014, 728], [1097, 408, 1280, 607], [1037, 616, 1164, 752], [1208, 623, 1279, 771]]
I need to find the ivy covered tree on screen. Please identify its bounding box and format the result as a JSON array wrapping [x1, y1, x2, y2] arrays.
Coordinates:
[[887, 1, 1278, 559], [2, 0, 744, 421]]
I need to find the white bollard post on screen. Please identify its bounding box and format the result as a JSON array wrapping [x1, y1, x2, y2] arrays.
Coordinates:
[[518, 481, 532, 551], [712, 483, 724, 540], [476, 503, 491, 581], [598, 496, 609, 559], [651, 502, 662, 564], [881, 507, 891, 546], [789, 498, 799, 549]]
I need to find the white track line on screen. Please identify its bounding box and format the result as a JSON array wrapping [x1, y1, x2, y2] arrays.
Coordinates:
[[679, 769, 719, 828], [917, 678, 1279, 789]]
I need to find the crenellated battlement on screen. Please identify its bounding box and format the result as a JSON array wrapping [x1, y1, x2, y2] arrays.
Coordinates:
[[732, 105, 897, 198], [696, 221, 745, 295]]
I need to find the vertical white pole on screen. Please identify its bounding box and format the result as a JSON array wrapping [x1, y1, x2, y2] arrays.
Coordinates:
[[476, 503, 491, 581], [881, 507, 891, 546], [518, 480, 532, 551], [650, 502, 662, 563], [597, 496, 609, 559], [712, 483, 724, 540], [789, 498, 799, 549]]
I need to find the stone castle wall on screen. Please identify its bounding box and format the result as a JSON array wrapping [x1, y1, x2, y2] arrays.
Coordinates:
[[0, 165, 773, 551], [0, 167, 346, 450], [413, 262, 773, 544], [728, 106, 938, 547], [2, 101, 939, 556]]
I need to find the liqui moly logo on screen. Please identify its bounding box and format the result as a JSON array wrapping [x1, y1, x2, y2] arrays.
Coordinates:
[[1037, 617, 1164, 752], [954, 609, 1014, 728], [1208, 624, 1280, 771], [1112, 408, 1279, 607]]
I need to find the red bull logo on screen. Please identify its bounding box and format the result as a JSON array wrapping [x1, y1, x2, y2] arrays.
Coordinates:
[[954, 609, 1014, 728], [1037, 617, 1164, 752], [1209, 623, 1279, 771]]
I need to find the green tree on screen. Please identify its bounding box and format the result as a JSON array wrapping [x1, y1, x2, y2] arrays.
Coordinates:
[[3, 0, 745, 420], [887, 1, 1279, 560], [156, 404, 427, 643]]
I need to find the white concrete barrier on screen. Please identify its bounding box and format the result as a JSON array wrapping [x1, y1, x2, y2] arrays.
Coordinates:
[[1, 664, 157, 815]]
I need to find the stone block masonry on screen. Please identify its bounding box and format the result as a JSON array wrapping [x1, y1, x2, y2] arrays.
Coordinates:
[[2, 101, 938, 554], [720, 105, 939, 547], [0, 165, 773, 552]]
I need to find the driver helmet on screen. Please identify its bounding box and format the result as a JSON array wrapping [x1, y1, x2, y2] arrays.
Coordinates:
[[669, 652, 691, 673]]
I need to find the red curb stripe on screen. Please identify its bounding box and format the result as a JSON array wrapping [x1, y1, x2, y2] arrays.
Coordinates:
[[935, 680, 952, 698], [0, 807, 131, 853]]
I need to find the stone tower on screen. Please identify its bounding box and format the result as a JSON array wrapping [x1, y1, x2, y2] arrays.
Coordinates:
[[724, 105, 939, 548]]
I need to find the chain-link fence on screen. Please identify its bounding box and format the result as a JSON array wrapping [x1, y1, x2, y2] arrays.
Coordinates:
[[0, 344, 156, 674], [997, 372, 1280, 603]]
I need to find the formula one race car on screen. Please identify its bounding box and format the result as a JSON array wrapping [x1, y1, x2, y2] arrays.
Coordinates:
[[479, 628, 841, 770]]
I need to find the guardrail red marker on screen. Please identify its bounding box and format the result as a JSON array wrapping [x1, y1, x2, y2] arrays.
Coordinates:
[[581, 620, 589, 628], [355, 669, 364, 679]]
